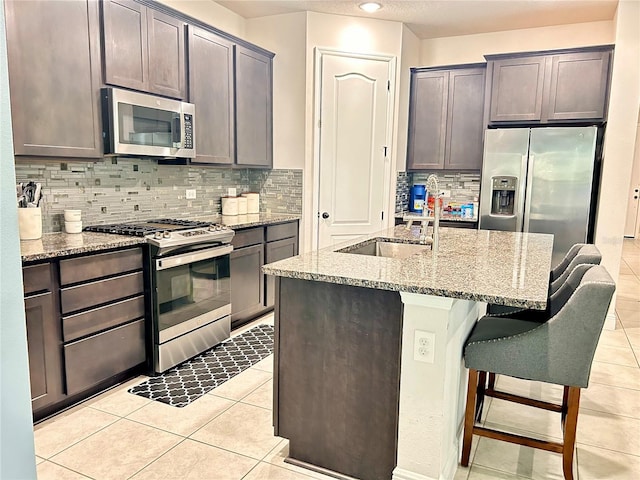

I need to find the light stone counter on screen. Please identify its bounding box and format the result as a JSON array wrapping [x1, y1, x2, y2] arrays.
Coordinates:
[[266, 226, 554, 480], [264, 225, 554, 309]]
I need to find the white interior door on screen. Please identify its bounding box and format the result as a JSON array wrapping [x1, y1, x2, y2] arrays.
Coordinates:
[[316, 51, 393, 248], [624, 121, 640, 237]]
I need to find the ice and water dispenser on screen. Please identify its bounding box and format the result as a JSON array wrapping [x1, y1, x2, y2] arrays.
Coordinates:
[[490, 176, 517, 216]]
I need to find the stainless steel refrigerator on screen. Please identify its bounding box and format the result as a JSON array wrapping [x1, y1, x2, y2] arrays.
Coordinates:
[[479, 126, 600, 267]]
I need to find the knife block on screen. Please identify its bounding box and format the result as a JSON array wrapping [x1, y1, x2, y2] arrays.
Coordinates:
[[18, 207, 42, 240]]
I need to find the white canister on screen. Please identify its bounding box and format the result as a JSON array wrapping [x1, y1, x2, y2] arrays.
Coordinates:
[[221, 196, 239, 216], [237, 196, 248, 215], [18, 207, 42, 240], [242, 192, 259, 214], [65, 220, 83, 234], [64, 209, 82, 222]]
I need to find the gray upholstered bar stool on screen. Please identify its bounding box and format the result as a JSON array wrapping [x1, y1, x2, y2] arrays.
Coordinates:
[[460, 265, 616, 480]]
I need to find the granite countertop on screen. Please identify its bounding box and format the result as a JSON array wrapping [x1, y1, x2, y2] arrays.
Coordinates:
[[20, 233, 147, 263], [20, 213, 300, 262], [263, 225, 554, 309]]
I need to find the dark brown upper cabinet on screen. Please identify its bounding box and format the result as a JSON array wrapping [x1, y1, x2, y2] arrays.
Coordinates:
[[407, 65, 486, 171], [188, 26, 235, 165], [235, 45, 274, 168], [486, 46, 613, 124], [4, 0, 103, 158], [102, 0, 186, 100]]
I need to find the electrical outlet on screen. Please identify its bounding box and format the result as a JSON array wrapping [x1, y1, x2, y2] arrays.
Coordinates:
[[228, 187, 237, 197], [414, 330, 436, 364], [441, 190, 451, 198], [186, 189, 196, 199]]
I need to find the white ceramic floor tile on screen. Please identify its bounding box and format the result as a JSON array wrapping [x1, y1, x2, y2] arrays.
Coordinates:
[[589, 361, 640, 390], [126, 393, 235, 436], [50, 419, 182, 480], [598, 328, 633, 348], [577, 408, 640, 456], [36, 461, 91, 479], [473, 435, 571, 479], [466, 464, 529, 479], [626, 331, 640, 348], [244, 462, 317, 480], [190, 402, 281, 460], [241, 379, 273, 410], [34, 407, 119, 458], [130, 439, 258, 479], [35, 456, 45, 465], [494, 376, 564, 404], [581, 382, 640, 418], [577, 444, 640, 479], [593, 343, 639, 367], [484, 398, 563, 441], [262, 440, 342, 480], [208, 367, 272, 401], [88, 384, 152, 417], [251, 354, 275, 373]]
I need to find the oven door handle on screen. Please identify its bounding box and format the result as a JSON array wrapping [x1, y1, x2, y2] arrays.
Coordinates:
[[156, 244, 233, 271]]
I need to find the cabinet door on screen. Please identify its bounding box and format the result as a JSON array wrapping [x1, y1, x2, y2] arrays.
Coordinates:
[[489, 56, 546, 123], [25, 292, 63, 411], [188, 26, 235, 164], [407, 70, 448, 170], [545, 51, 611, 121], [102, 0, 149, 92], [230, 244, 264, 325], [445, 68, 485, 170], [147, 8, 186, 99], [5, 0, 102, 158], [235, 45, 273, 167], [265, 237, 298, 308]]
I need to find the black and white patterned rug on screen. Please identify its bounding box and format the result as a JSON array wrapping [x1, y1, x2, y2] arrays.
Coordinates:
[[129, 324, 274, 407]]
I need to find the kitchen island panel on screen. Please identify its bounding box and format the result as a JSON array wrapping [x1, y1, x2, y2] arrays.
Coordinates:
[[276, 277, 403, 480]]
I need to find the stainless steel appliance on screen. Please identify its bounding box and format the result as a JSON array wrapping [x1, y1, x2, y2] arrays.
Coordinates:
[[85, 219, 233, 373], [479, 127, 600, 266], [101, 87, 195, 159]]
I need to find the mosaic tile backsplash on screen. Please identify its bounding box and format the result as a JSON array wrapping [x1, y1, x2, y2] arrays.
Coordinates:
[[15, 157, 302, 233], [396, 171, 481, 213]]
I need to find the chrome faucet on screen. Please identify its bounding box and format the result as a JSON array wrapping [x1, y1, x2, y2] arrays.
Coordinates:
[[426, 174, 440, 252]]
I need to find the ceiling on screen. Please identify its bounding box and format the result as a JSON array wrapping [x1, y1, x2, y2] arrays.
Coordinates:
[[216, 0, 618, 39]]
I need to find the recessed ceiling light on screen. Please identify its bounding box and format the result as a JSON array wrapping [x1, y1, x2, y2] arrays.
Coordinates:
[[359, 2, 382, 13]]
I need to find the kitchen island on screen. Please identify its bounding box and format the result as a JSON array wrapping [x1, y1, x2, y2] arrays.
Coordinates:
[[263, 226, 553, 480]]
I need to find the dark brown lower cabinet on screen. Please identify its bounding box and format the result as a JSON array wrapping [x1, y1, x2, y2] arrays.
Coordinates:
[[230, 243, 265, 326], [265, 237, 298, 307], [24, 291, 63, 412]]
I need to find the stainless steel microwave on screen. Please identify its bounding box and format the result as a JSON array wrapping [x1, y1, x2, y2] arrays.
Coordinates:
[[101, 87, 195, 159]]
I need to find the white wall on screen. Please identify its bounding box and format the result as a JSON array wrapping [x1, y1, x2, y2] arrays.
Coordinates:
[[595, 0, 640, 327], [0, 0, 37, 476], [157, 0, 245, 37], [421, 20, 615, 66]]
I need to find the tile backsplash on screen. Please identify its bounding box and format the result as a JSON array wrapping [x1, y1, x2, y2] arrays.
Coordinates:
[[15, 157, 302, 233], [396, 171, 481, 213]]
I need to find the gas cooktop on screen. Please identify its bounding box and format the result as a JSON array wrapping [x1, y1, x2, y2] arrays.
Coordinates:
[[84, 218, 234, 249]]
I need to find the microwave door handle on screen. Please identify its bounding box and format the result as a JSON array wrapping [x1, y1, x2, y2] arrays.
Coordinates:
[[172, 114, 181, 145]]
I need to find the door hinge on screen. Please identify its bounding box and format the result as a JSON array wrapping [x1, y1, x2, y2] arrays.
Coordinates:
[[381, 211, 384, 220], [318, 119, 321, 129], [383, 146, 388, 157], [387, 80, 390, 91]]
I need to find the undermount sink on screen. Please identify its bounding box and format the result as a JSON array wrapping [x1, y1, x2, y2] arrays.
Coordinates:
[[337, 240, 431, 259]]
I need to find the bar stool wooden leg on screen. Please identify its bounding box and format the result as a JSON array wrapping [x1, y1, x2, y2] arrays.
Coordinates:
[[461, 369, 478, 467], [562, 387, 581, 480], [488, 372, 496, 390], [475, 371, 487, 422]]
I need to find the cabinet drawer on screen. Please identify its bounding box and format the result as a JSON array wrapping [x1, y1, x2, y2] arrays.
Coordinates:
[[64, 319, 145, 395], [60, 248, 143, 286], [23, 263, 52, 295], [63, 295, 145, 342], [232, 227, 264, 249], [61, 271, 144, 314], [266, 222, 298, 242]]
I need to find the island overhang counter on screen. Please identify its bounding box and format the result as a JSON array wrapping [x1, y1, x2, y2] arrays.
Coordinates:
[[263, 226, 554, 480]]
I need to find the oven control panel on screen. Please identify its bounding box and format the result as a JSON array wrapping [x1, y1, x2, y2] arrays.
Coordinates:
[[147, 224, 234, 249]]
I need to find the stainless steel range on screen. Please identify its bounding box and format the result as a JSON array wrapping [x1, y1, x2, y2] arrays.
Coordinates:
[[85, 219, 234, 373]]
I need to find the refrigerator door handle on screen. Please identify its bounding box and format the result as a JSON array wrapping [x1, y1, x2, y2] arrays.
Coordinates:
[[523, 154, 535, 232]]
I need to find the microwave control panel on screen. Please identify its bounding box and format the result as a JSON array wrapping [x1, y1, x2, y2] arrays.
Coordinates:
[[184, 113, 193, 149]]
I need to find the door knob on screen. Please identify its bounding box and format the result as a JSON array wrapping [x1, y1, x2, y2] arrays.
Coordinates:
[[322, 212, 330, 219]]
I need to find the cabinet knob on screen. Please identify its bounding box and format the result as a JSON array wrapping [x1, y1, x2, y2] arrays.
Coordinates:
[[322, 212, 330, 219]]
